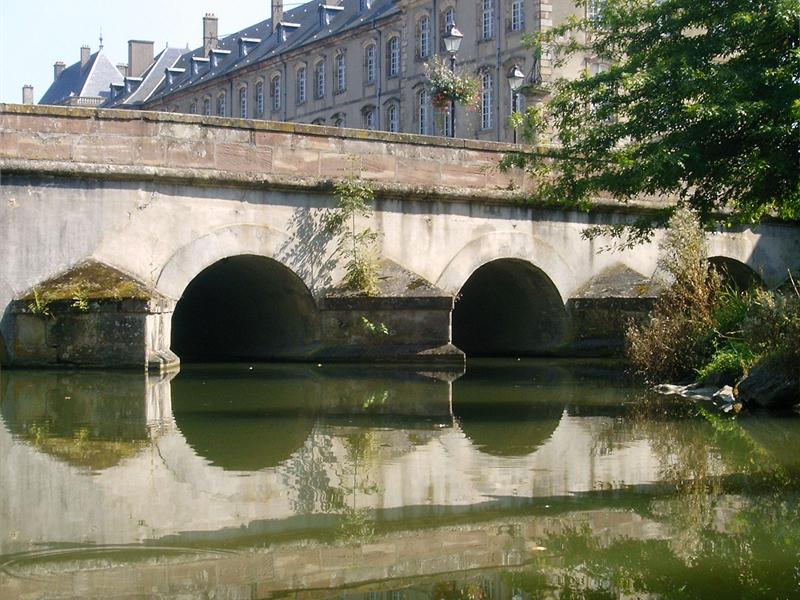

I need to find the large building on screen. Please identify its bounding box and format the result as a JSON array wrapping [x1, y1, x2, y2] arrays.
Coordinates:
[[38, 1, 594, 143]]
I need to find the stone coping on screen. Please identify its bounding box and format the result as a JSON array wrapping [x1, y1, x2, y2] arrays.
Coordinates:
[[0, 102, 525, 152]]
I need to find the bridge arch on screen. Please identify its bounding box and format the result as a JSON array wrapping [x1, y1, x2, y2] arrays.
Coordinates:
[[434, 231, 577, 300], [438, 232, 573, 357], [156, 224, 306, 300], [170, 255, 320, 362], [708, 256, 763, 290]]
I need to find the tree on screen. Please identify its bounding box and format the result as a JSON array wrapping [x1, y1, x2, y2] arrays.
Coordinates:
[[505, 0, 800, 246]]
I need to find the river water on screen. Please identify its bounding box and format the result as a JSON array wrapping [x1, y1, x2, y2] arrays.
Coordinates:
[[1, 360, 798, 599]]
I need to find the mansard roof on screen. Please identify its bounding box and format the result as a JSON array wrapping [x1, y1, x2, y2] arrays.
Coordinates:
[[40, 51, 123, 105], [105, 47, 185, 108], [146, 0, 399, 104]]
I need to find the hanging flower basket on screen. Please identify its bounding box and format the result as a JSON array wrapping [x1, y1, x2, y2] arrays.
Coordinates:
[[424, 59, 480, 111]]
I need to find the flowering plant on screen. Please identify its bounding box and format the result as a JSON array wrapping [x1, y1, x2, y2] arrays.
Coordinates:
[[423, 58, 480, 111]]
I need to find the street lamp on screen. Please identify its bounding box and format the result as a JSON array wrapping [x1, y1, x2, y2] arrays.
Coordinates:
[[442, 25, 463, 138], [507, 64, 525, 143]]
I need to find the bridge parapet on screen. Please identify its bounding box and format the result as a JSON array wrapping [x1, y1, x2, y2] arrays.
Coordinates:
[[0, 104, 528, 200]]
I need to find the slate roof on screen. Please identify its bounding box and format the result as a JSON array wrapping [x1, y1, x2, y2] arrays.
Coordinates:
[[146, 0, 400, 104], [105, 47, 185, 108], [39, 51, 124, 105]]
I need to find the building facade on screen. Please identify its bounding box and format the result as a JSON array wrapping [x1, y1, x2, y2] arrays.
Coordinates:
[[40, 1, 595, 143]]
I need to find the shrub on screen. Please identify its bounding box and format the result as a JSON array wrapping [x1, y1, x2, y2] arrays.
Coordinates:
[[626, 208, 720, 382]]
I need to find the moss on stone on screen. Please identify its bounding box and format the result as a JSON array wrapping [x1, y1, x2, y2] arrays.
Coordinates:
[[20, 260, 156, 302]]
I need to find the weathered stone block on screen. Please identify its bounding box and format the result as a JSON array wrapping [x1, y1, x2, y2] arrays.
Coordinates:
[[272, 147, 319, 176], [215, 142, 273, 173]]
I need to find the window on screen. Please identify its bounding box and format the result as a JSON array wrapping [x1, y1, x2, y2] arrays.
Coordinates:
[[511, 0, 524, 31], [256, 81, 264, 115], [271, 74, 281, 112], [587, 0, 605, 23], [387, 37, 400, 77], [189, 100, 197, 114], [315, 60, 325, 98], [216, 92, 226, 116], [365, 44, 376, 84], [364, 108, 376, 130], [387, 104, 399, 132], [239, 85, 248, 118], [444, 7, 455, 32], [297, 66, 307, 103], [418, 89, 429, 135], [442, 103, 453, 137], [335, 52, 346, 93], [359, 0, 371, 11], [203, 97, 211, 116], [418, 16, 430, 59], [482, 0, 494, 40], [481, 72, 493, 129], [334, 115, 345, 127]]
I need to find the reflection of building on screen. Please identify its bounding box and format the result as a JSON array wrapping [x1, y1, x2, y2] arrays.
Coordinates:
[[34, 1, 593, 143]]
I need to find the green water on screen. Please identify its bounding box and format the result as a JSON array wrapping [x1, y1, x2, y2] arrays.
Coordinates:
[[1, 361, 798, 599]]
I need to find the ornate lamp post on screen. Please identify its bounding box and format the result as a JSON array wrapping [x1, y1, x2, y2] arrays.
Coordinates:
[[442, 25, 463, 138], [507, 64, 525, 143]]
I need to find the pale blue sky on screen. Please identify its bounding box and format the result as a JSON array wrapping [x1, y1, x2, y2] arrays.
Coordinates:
[[0, 1, 308, 103]]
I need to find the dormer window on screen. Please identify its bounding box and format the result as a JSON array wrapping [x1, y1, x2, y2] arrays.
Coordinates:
[[164, 67, 185, 86], [210, 48, 231, 69], [359, 0, 371, 11], [238, 37, 261, 57], [318, 4, 344, 28], [277, 22, 300, 43], [191, 56, 210, 76]]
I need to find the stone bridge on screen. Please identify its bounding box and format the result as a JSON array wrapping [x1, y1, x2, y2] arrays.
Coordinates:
[[1, 104, 798, 370]]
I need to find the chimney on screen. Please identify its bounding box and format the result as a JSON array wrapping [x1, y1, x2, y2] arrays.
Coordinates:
[[22, 85, 34, 105], [271, 0, 283, 35], [128, 40, 154, 78], [203, 13, 219, 55], [117, 63, 129, 77], [80, 45, 91, 68], [54, 61, 66, 80]]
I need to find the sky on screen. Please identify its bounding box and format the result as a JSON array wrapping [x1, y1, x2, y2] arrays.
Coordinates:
[[0, 1, 308, 104]]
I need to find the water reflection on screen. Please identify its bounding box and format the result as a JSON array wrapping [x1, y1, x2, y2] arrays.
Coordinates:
[[1, 361, 799, 599]]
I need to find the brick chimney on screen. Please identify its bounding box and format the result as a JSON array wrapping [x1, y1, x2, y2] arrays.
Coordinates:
[[117, 63, 129, 78], [54, 61, 66, 80], [128, 40, 154, 78], [80, 45, 91, 68], [22, 85, 34, 105], [271, 0, 284, 35], [203, 13, 219, 55]]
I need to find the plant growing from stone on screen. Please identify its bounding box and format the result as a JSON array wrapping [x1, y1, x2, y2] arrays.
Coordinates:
[[27, 288, 53, 318], [323, 176, 381, 296]]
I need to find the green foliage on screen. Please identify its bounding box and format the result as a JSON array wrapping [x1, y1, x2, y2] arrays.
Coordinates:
[[509, 0, 800, 239], [628, 208, 800, 385], [323, 176, 381, 296], [696, 341, 758, 386], [71, 285, 90, 312], [423, 58, 480, 110], [360, 316, 390, 338], [27, 288, 53, 318], [626, 208, 720, 382]]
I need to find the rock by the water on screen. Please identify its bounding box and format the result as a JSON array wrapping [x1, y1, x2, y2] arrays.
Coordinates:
[[712, 385, 736, 404], [737, 363, 799, 409]]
